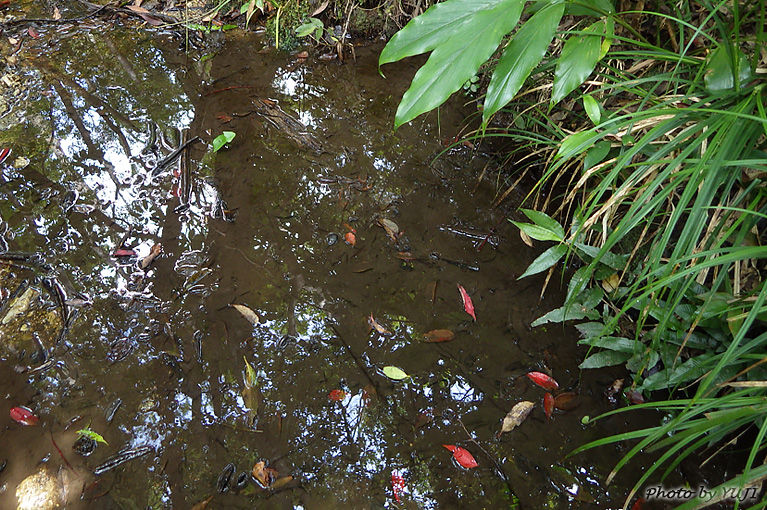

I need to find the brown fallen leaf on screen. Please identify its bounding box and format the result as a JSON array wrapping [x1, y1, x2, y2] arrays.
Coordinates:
[[553, 391, 580, 411], [232, 304, 259, 325], [377, 218, 399, 242], [423, 329, 455, 343], [498, 401, 534, 437], [190, 495, 214, 510], [252, 461, 279, 488], [368, 314, 391, 335], [295, 50, 308, 59], [601, 272, 620, 293], [311, 0, 329, 15], [270, 475, 293, 490], [140, 243, 162, 269], [519, 229, 533, 247]]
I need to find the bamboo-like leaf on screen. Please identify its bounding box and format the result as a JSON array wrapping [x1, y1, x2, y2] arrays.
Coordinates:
[[483, 1, 564, 123], [518, 244, 567, 279], [552, 20, 606, 104]]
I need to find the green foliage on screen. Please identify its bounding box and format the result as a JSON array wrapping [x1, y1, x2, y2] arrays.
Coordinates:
[[211, 131, 236, 152], [380, 0, 615, 128], [77, 427, 108, 445], [295, 17, 324, 39]]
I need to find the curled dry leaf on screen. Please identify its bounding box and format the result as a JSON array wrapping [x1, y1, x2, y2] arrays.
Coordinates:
[[499, 401, 534, 435], [423, 329, 455, 343], [251, 461, 279, 488], [442, 444, 478, 469], [232, 304, 259, 325], [368, 314, 391, 335], [53, 6, 62, 20], [311, 0, 329, 15], [519, 229, 534, 247], [526, 371, 559, 391]]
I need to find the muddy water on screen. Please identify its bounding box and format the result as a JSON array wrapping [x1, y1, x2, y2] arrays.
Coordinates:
[[0, 19, 673, 510]]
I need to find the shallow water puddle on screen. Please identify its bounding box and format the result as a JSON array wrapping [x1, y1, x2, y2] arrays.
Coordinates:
[[0, 19, 670, 509]]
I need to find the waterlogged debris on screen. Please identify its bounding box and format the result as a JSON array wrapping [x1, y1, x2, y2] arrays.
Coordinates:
[[217, 463, 236, 493], [382, 366, 409, 380], [553, 391, 579, 411], [105, 398, 122, 424], [328, 389, 346, 401], [543, 393, 554, 420], [10, 406, 38, 425], [625, 389, 645, 404], [73, 435, 97, 457], [442, 444, 478, 469], [423, 329, 455, 343], [344, 231, 356, 246], [368, 314, 391, 335], [106, 338, 136, 364], [499, 401, 534, 436], [457, 284, 476, 321], [605, 378, 624, 404], [527, 371, 559, 391], [2, 287, 38, 325], [232, 304, 259, 325], [93, 445, 152, 475]]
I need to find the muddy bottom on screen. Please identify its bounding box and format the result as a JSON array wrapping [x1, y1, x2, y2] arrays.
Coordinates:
[[0, 14, 677, 510]]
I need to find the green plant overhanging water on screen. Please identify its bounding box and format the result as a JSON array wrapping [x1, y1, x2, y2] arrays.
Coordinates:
[[381, 0, 767, 507]]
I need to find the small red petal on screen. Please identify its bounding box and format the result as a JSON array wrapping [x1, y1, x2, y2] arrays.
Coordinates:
[[10, 406, 39, 426], [457, 284, 476, 321], [443, 444, 477, 469], [526, 371, 559, 391], [543, 392, 554, 420], [328, 389, 346, 401], [112, 248, 136, 257]]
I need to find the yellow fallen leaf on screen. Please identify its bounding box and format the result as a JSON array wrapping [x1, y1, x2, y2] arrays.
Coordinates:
[[232, 304, 259, 325], [500, 401, 534, 435]]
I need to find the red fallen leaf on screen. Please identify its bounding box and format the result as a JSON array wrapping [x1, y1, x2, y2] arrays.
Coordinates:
[[423, 329, 455, 343], [625, 389, 645, 404], [328, 389, 346, 401], [344, 232, 356, 246], [217, 114, 233, 123], [28, 27, 39, 38], [0, 147, 10, 165], [457, 284, 476, 321], [442, 444, 478, 469], [112, 248, 136, 257], [10, 406, 39, 426], [391, 471, 405, 503], [526, 371, 559, 391], [543, 392, 554, 420], [630, 497, 645, 510]]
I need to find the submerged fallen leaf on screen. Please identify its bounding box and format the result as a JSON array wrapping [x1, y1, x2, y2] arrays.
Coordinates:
[[625, 389, 645, 404], [377, 218, 400, 241], [543, 393, 554, 420], [526, 371, 559, 391], [10, 406, 38, 426], [442, 444, 478, 469], [553, 391, 580, 411], [391, 471, 405, 503], [270, 475, 293, 490], [328, 389, 346, 401], [232, 304, 259, 325], [500, 401, 534, 435], [423, 329, 455, 343], [457, 284, 476, 321], [344, 231, 356, 246], [368, 314, 391, 335], [190, 495, 214, 510], [382, 366, 409, 380]]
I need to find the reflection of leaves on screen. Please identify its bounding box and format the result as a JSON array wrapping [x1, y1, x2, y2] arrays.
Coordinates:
[[242, 357, 259, 427], [212, 131, 236, 152]]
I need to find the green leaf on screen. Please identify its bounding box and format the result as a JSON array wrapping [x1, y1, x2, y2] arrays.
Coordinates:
[[564, 0, 614, 16], [519, 244, 567, 279], [296, 18, 323, 37], [383, 366, 410, 380], [578, 336, 642, 353], [511, 221, 563, 242], [521, 209, 565, 239], [77, 428, 108, 445], [582, 94, 600, 125], [552, 20, 605, 104], [531, 287, 602, 326], [243, 356, 257, 388], [483, 1, 564, 123], [379, 0, 526, 128], [579, 350, 632, 369], [583, 140, 611, 170], [212, 131, 236, 152], [557, 128, 603, 160], [704, 45, 753, 92]]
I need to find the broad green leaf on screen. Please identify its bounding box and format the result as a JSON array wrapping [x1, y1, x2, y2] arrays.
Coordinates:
[[641, 355, 714, 391], [575, 321, 608, 338], [557, 128, 606, 160], [582, 94, 600, 125], [566, 266, 591, 302], [532, 288, 603, 326], [578, 336, 642, 353], [510, 221, 563, 242], [518, 244, 567, 279], [77, 428, 108, 445], [704, 45, 753, 92], [552, 20, 605, 104], [383, 366, 410, 380], [296, 18, 322, 37], [579, 350, 632, 369], [380, 0, 525, 128], [583, 140, 611, 170], [574, 242, 628, 270], [521, 209, 565, 238], [212, 131, 236, 152], [564, 0, 614, 16], [379, 0, 523, 66], [483, 1, 564, 123]]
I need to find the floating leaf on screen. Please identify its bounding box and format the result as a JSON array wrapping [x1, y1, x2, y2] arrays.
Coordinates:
[[377, 218, 400, 241], [368, 314, 391, 335], [212, 131, 236, 152], [77, 428, 109, 445], [500, 400, 534, 434], [382, 366, 409, 380], [526, 371, 559, 391], [10, 406, 38, 426], [423, 329, 455, 343], [328, 389, 346, 401], [442, 444, 478, 469], [232, 304, 259, 326], [543, 393, 554, 420], [242, 357, 259, 426], [553, 391, 580, 411], [190, 495, 214, 510], [344, 231, 356, 246], [457, 284, 476, 321]]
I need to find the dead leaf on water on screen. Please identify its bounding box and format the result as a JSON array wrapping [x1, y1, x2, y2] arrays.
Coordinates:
[[232, 304, 259, 325], [423, 329, 455, 343], [270, 475, 293, 490], [368, 314, 391, 335], [190, 495, 214, 510], [251, 461, 279, 488], [499, 401, 534, 436], [601, 273, 620, 293], [377, 218, 399, 241]]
